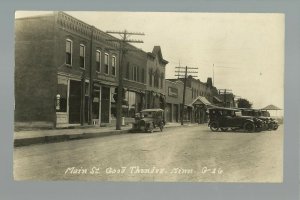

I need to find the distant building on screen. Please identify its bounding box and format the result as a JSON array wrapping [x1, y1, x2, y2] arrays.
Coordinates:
[[218, 90, 236, 108], [165, 76, 219, 124], [145, 46, 168, 109]]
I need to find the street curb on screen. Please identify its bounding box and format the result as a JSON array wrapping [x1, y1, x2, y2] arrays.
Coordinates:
[[13, 124, 197, 147], [14, 129, 130, 147]]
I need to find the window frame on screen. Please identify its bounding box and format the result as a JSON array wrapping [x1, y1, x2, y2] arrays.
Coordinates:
[[65, 39, 73, 66], [79, 44, 86, 69], [96, 50, 101, 73], [104, 53, 109, 75], [111, 55, 116, 76]]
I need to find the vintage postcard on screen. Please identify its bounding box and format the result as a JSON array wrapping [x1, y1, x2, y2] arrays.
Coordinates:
[[13, 11, 284, 182]]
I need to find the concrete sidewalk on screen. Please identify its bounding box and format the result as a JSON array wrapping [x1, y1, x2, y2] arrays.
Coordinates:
[[14, 122, 198, 147]]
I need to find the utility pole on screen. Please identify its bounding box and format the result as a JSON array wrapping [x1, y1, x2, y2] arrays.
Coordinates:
[[175, 60, 181, 79], [212, 64, 214, 86], [175, 65, 198, 125], [88, 26, 94, 125], [106, 30, 144, 130]]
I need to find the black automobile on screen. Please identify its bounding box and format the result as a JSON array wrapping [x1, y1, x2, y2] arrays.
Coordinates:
[[208, 107, 263, 132], [240, 108, 279, 131], [131, 109, 165, 133]]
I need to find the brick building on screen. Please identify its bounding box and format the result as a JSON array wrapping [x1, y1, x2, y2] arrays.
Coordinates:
[[15, 12, 167, 128], [145, 46, 168, 109], [165, 76, 222, 124]]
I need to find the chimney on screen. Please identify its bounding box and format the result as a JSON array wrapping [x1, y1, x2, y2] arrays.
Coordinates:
[[207, 77, 213, 87]]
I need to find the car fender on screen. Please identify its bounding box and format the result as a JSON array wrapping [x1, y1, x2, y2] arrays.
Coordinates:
[[244, 119, 254, 123]]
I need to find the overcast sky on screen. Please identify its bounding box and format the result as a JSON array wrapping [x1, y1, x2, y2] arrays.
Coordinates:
[[15, 11, 284, 110]]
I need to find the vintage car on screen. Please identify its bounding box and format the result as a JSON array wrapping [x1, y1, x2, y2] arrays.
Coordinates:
[[240, 108, 279, 131], [131, 109, 165, 133], [208, 107, 263, 132]]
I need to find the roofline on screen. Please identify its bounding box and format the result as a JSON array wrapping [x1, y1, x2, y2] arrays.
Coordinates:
[[15, 12, 55, 20]]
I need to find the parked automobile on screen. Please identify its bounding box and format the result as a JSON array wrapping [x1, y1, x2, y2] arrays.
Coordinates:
[[131, 109, 165, 133], [240, 108, 279, 131], [208, 107, 263, 132]]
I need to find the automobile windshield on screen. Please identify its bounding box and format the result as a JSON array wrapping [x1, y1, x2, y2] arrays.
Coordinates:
[[235, 111, 242, 117], [141, 112, 153, 118]]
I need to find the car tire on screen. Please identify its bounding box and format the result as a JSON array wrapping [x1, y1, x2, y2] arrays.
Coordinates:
[[210, 122, 219, 132], [244, 122, 255, 132], [220, 128, 228, 132], [159, 125, 164, 132], [268, 123, 274, 130], [273, 124, 278, 130]]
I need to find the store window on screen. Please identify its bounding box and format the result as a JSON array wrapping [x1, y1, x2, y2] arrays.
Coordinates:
[[56, 84, 67, 112]]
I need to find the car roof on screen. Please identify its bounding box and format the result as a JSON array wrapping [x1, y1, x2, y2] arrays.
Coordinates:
[[239, 108, 261, 111], [208, 107, 240, 111], [141, 108, 164, 112]]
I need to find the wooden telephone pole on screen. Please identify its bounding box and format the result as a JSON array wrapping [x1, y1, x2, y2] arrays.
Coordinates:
[[175, 66, 198, 125], [106, 30, 144, 130]]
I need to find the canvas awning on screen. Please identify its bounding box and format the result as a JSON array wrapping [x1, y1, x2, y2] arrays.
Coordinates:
[[261, 104, 282, 110]]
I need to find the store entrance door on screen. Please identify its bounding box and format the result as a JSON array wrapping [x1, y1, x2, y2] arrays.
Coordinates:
[[69, 80, 81, 124]]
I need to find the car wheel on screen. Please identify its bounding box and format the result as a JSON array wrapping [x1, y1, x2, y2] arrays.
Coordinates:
[[273, 124, 278, 130], [268, 123, 274, 130], [210, 122, 219, 132], [220, 128, 228, 132], [244, 122, 255, 132], [159, 124, 164, 132]]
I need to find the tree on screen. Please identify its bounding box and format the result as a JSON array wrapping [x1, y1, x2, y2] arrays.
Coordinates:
[[236, 98, 252, 108]]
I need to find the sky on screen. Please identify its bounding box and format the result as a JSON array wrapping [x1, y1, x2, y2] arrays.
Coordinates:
[[15, 11, 284, 110]]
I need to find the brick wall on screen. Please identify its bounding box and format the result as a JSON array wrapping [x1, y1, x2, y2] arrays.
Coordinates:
[[15, 16, 57, 127]]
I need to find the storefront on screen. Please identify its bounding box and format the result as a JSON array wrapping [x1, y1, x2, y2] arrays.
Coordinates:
[[56, 74, 91, 127], [189, 96, 212, 124]]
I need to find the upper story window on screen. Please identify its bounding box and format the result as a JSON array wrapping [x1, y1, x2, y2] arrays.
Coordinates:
[[104, 53, 109, 74], [80, 44, 85, 69], [137, 67, 140, 82], [149, 68, 153, 86], [96, 50, 101, 73], [126, 62, 130, 79], [132, 66, 138, 81], [112, 56, 116, 76], [141, 68, 145, 83], [192, 88, 194, 98], [160, 73, 164, 88], [65, 39, 72, 65], [154, 70, 159, 88]]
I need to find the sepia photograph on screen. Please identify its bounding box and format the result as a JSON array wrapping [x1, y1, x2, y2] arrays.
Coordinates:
[[13, 11, 284, 182]]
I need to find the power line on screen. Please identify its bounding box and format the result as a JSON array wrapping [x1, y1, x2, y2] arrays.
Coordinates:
[[175, 65, 198, 125]]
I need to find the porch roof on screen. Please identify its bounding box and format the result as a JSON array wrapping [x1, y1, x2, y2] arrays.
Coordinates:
[[188, 96, 212, 107]]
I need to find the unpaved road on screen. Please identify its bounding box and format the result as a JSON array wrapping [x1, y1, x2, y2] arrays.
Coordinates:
[[14, 124, 283, 182]]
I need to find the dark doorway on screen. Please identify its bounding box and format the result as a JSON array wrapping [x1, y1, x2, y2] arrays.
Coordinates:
[[92, 85, 100, 123], [173, 104, 179, 122], [69, 80, 81, 124], [101, 86, 110, 123]]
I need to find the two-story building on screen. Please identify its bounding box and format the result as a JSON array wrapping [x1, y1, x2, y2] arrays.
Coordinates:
[[15, 12, 168, 129], [145, 46, 168, 109]]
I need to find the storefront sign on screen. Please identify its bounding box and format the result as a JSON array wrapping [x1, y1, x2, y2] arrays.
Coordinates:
[[168, 87, 178, 97]]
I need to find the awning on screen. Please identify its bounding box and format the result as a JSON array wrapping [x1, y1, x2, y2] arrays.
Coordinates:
[[188, 96, 212, 108], [213, 96, 222, 103], [261, 104, 282, 110]]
